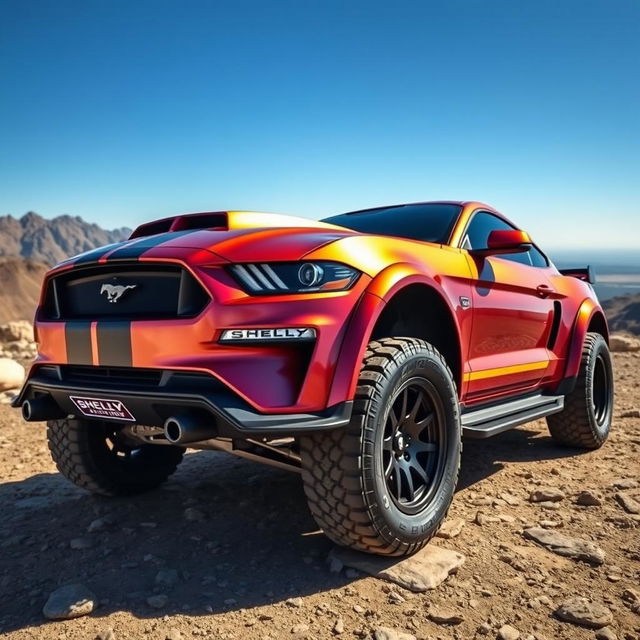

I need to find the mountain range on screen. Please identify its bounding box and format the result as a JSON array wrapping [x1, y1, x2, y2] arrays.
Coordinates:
[[0, 212, 130, 266]]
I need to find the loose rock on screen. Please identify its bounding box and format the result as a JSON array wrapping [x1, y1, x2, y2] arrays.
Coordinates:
[[329, 544, 465, 592], [155, 568, 179, 588], [147, 594, 169, 609], [87, 517, 113, 533], [183, 507, 205, 521], [373, 627, 417, 640], [497, 625, 520, 640], [615, 492, 640, 514], [436, 517, 465, 539], [70, 537, 94, 550], [555, 596, 613, 629], [529, 487, 565, 503], [575, 490, 602, 506], [523, 527, 605, 564], [611, 478, 639, 490], [428, 606, 464, 625], [43, 583, 96, 620], [285, 597, 303, 608], [595, 628, 618, 640]]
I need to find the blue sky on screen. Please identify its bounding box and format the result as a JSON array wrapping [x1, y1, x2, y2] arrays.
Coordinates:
[[1, 0, 638, 249]]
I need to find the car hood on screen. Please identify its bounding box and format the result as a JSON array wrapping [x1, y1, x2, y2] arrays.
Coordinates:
[[170, 226, 356, 262], [63, 211, 357, 266]]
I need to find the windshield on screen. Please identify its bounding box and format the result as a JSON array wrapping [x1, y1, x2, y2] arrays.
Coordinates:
[[323, 203, 462, 244]]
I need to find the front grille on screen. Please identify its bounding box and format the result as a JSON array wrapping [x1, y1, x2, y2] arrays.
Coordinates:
[[42, 364, 227, 394], [41, 262, 210, 321]]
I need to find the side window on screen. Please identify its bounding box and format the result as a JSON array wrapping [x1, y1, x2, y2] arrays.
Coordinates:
[[464, 212, 515, 250], [528, 245, 549, 267], [463, 211, 549, 268]]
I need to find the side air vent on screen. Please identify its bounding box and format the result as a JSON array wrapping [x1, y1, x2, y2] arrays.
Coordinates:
[[547, 301, 562, 350]]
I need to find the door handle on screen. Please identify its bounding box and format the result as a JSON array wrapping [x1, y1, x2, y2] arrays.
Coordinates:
[[536, 284, 553, 298]]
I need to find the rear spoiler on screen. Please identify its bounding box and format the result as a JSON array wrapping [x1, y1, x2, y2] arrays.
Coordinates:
[[558, 266, 595, 284]]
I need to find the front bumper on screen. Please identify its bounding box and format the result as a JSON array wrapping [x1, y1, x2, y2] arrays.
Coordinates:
[[14, 365, 353, 438], [33, 255, 371, 414]]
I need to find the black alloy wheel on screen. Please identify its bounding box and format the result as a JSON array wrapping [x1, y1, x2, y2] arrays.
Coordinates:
[[382, 378, 446, 515]]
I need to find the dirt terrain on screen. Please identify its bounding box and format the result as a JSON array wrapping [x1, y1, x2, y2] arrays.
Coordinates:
[[0, 352, 639, 640]]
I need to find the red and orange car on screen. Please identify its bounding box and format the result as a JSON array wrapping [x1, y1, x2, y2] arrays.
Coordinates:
[[15, 201, 614, 555]]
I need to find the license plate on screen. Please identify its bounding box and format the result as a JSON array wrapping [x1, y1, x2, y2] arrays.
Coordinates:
[[70, 395, 135, 422]]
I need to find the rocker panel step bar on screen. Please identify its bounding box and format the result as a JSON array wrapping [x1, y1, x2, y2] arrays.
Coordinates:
[[461, 393, 565, 439]]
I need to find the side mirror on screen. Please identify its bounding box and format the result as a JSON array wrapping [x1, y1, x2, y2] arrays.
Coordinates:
[[473, 229, 532, 255]]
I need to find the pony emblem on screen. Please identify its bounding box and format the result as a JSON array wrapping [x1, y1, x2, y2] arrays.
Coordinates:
[[100, 283, 137, 303]]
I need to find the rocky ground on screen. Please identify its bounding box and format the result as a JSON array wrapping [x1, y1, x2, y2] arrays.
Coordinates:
[[0, 333, 638, 640]]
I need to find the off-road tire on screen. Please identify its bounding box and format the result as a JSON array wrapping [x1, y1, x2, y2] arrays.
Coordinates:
[[547, 332, 614, 449], [300, 337, 461, 556], [47, 417, 184, 496]]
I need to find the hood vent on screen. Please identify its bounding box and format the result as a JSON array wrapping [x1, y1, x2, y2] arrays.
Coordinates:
[[130, 212, 228, 239]]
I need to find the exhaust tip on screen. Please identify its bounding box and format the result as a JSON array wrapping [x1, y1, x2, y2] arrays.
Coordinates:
[[21, 395, 65, 422], [164, 417, 182, 443], [22, 400, 33, 422]]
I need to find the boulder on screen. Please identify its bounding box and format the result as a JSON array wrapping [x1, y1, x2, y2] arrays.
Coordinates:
[[609, 333, 640, 352], [0, 320, 33, 343], [0, 357, 25, 391], [43, 583, 96, 620]]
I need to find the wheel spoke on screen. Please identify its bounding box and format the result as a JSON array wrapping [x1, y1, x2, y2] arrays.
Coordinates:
[[384, 454, 394, 478], [408, 393, 422, 422], [409, 458, 430, 486], [399, 461, 415, 501], [388, 405, 399, 429], [399, 388, 408, 421], [393, 462, 402, 499], [411, 440, 437, 454], [415, 411, 434, 430]]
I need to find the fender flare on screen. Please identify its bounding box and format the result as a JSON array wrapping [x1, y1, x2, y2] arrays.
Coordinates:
[[558, 299, 609, 391], [326, 264, 462, 406]]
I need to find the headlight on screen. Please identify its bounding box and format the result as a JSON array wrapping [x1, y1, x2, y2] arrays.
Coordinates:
[[229, 261, 359, 294]]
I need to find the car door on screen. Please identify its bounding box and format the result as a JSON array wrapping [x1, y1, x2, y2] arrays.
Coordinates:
[[461, 211, 556, 400]]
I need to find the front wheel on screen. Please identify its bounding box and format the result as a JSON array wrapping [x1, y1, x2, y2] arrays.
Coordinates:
[[300, 337, 461, 556], [47, 417, 185, 496], [546, 332, 614, 449]]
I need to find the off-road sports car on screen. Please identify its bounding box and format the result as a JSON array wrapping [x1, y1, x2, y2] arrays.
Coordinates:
[[14, 201, 614, 556]]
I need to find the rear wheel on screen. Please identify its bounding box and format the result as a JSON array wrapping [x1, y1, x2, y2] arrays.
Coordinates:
[[547, 332, 614, 449], [300, 337, 461, 556], [47, 417, 184, 496]]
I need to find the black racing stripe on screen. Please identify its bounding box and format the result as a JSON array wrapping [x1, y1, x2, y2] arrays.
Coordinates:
[[73, 241, 127, 265], [97, 321, 132, 366], [65, 321, 93, 365], [106, 230, 199, 261]]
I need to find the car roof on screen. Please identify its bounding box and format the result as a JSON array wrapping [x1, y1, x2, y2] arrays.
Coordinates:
[[331, 200, 495, 217]]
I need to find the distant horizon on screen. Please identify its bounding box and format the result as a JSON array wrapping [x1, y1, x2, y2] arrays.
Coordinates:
[[2, 208, 639, 256]]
